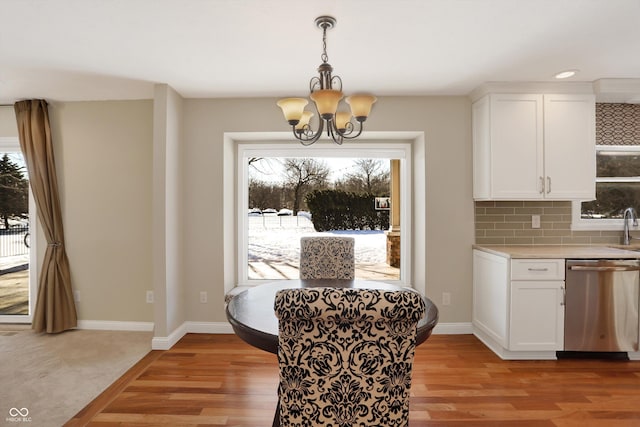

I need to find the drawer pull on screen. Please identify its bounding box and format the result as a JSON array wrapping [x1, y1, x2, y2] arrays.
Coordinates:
[[527, 267, 549, 272]]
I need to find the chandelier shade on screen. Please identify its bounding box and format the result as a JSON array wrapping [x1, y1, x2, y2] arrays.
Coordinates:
[[346, 95, 377, 121], [295, 111, 314, 131], [276, 98, 308, 125], [276, 16, 376, 145], [309, 89, 343, 118], [334, 111, 352, 131]]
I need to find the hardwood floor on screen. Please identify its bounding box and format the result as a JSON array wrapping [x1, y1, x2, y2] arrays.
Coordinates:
[[66, 334, 640, 426]]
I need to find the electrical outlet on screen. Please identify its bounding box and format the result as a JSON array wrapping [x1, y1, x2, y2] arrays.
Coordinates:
[[73, 290, 80, 302], [442, 292, 451, 306], [532, 214, 541, 229], [199, 291, 208, 303], [146, 290, 154, 304]]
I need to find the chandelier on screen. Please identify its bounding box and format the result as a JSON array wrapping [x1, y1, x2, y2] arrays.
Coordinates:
[[276, 16, 377, 146]]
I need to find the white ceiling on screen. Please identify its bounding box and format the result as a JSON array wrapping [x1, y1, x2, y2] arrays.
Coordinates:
[[1, 0, 640, 104]]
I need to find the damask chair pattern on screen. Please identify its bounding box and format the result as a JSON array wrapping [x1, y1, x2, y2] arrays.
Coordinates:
[[299, 236, 355, 280], [274, 288, 426, 427]]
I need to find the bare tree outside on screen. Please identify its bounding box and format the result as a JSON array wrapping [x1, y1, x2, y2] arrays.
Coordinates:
[[248, 158, 390, 211], [334, 159, 389, 195], [282, 158, 330, 214], [248, 157, 282, 178], [248, 180, 284, 210]]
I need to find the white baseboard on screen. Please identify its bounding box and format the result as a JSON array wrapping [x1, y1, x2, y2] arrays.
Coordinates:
[[473, 325, 558, 360], [185, 321, 234, 334], [151, 322, 187, 350], [151, 322, 232, 350], [77, 320, 154, 332], [432, 322, 473, 335]]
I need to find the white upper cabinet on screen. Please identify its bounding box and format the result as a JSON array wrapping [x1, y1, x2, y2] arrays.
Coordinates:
[[473, 93, 595, 200], [543, 94, 596, 200]]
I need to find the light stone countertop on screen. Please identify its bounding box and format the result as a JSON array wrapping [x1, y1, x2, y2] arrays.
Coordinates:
[[473, 245, 640, 259]]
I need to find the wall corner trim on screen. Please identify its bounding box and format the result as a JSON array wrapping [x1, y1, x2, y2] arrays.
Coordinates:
[[151, 321, 233, 350]]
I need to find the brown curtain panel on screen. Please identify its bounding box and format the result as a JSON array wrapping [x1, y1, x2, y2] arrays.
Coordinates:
[[14, 99, 77, 333]]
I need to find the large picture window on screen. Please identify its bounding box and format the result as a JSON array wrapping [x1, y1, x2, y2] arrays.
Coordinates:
[[246, 156, 396, 281], [236, 142, 412, 287]]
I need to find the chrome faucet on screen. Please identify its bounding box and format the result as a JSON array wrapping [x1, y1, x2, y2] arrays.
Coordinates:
[[623, 207, 638, 245]]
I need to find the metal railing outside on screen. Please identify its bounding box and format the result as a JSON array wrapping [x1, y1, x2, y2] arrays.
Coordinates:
[[0, 226, 30, 257], [249, 214, 315, 230]]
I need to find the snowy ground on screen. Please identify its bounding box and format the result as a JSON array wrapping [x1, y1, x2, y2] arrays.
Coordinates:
[[248, 215, 396, 280], [248, 215, 387, 263]]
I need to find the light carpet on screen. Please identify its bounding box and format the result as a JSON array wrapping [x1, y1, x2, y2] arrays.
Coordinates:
[[0, 324, 151, 427]]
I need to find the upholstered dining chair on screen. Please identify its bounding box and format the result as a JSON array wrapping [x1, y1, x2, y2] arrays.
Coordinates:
[[274, 287, 426, 427], [299, 236, 355, 279]]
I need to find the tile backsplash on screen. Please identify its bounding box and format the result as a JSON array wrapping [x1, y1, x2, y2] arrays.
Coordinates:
[[475, 201, 623, 245]]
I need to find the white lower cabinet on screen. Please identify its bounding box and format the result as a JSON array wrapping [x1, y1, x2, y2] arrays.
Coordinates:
[[473, 250, 565, 359], [509, 281, 564, 351]]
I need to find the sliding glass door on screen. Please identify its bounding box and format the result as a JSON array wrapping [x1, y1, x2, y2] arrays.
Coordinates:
[[0, 138, 36, 323]]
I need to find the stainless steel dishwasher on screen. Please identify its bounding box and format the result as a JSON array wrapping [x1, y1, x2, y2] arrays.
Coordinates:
[[565, 259, 640, 352]]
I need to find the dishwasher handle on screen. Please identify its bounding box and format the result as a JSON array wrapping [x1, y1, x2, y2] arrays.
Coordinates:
[[568, 265, 640, 272]]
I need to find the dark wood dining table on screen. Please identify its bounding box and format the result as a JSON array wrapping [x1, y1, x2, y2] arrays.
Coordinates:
[[225, 278, 439, 355]]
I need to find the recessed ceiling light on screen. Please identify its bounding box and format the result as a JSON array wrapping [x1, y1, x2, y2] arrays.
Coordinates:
[[554, 69, 578, 79]]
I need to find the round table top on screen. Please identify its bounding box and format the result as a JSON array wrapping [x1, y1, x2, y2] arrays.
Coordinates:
[[226, 279, 439, 354]]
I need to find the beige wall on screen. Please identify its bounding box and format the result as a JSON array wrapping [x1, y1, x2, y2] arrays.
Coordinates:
[[2, 95, 476, 330], [2, 102, 154, 323], [182, 98, 285, 324], [0, 106, 18, 136], [49, 100, 154, 322], [377, 97, 475, 322], [182, 96, 475, 324]]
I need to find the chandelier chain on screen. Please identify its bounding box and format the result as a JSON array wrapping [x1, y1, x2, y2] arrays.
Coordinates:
[[321, 25, 328, 63]]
